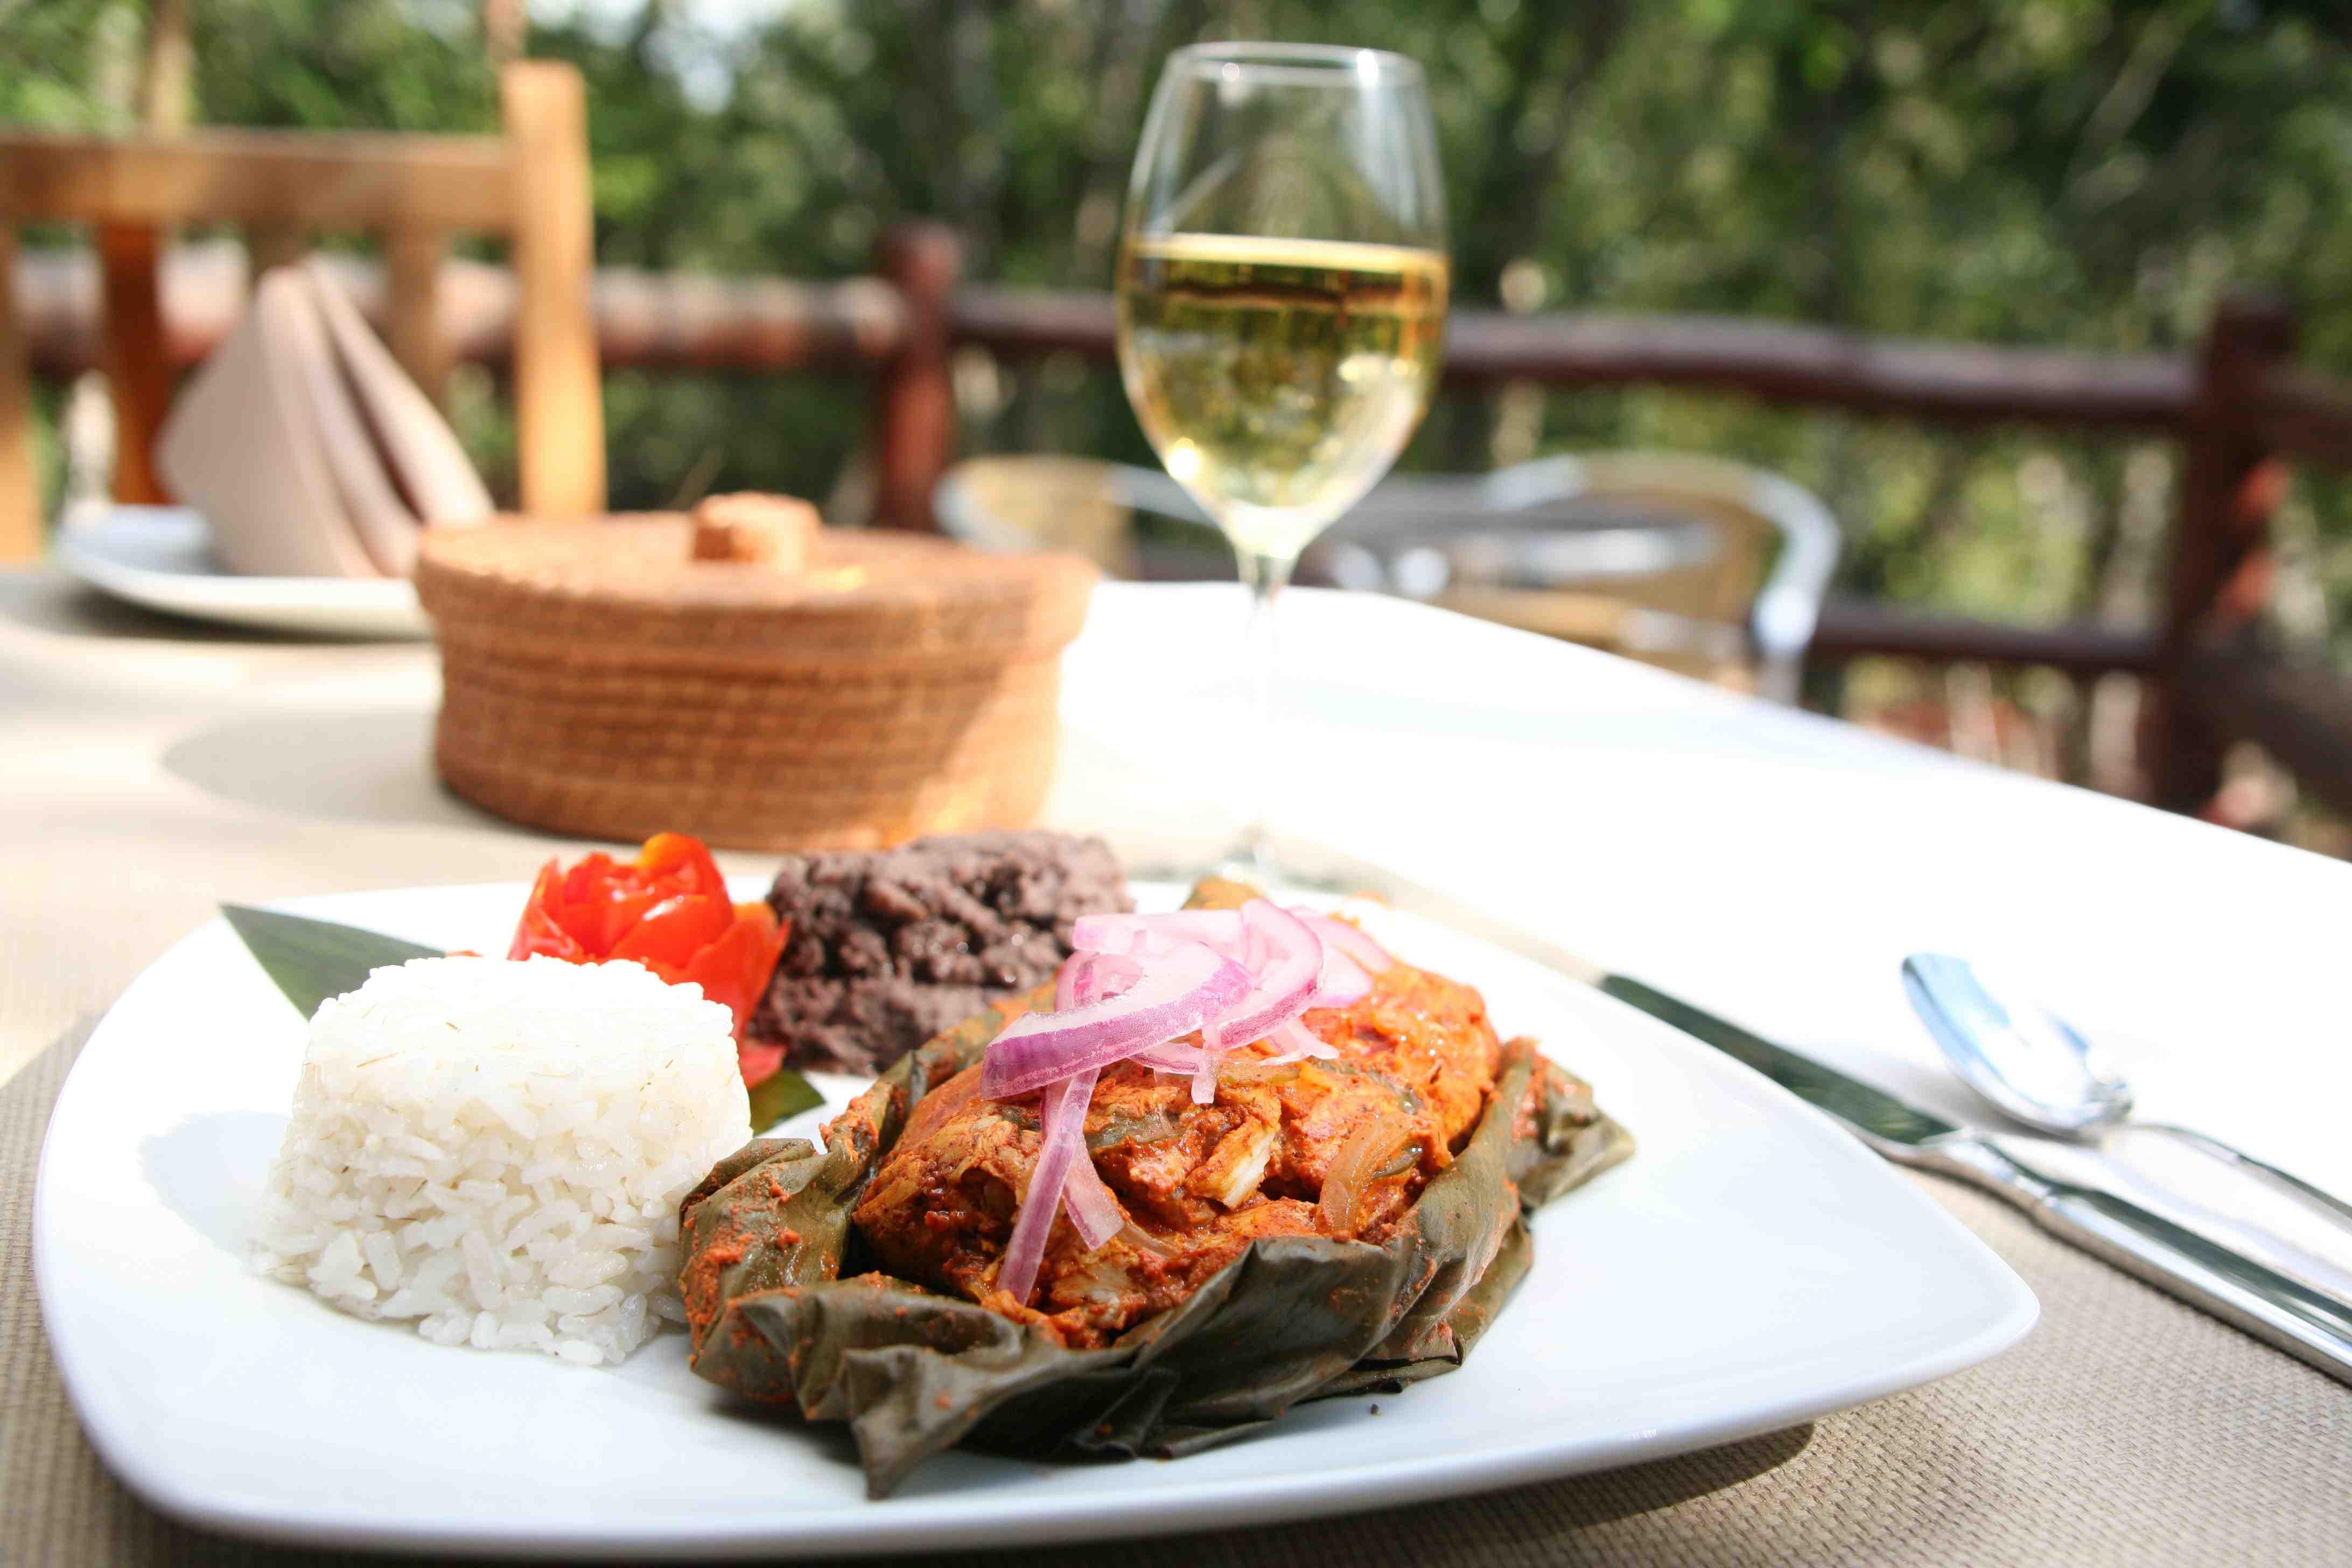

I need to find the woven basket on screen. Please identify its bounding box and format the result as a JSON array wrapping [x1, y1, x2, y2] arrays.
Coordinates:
[[414, 510, 1097, 850]]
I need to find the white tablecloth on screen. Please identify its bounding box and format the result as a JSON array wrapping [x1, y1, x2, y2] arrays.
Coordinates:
[[5, 569, 2348, 1565], [1053, 584, 2352, 1198]]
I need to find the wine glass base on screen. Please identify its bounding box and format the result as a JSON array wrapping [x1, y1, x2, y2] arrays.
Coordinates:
[[1116, 824, 1394, 901], [1192, 830, 1384, 898]]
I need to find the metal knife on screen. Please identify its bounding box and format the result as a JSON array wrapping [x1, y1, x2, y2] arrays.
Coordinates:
[[1601, 974, 2352, 1388]]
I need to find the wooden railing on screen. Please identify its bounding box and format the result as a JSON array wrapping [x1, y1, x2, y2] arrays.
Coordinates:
[[1, 62, 605, 543], [12, 243, 910, 375], [946, 253, 2352, 820], [953, 286, 2200, 429], [16, 221, 2352, 820]]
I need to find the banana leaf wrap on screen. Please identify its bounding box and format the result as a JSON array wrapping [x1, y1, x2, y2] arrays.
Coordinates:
[[678, 895, 1634, 1499]]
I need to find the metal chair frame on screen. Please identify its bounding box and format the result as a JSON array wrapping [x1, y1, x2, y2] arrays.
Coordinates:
[[936, 451, 1841, 702]]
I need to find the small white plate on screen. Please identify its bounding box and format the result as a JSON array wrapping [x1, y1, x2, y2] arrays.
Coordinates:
[[53, 507, 428, 639], [36, 880, 2034, 1558]]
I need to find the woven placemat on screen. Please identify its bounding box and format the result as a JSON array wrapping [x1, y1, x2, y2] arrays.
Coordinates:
[[6, 1021, 2344, 1566]]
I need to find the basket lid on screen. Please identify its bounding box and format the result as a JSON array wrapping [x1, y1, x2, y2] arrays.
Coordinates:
[[415, 511, 1098, 666]]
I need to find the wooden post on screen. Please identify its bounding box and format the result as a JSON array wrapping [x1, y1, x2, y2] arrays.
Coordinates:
[[0, 227, 40, 559], [501, 61, 604, 516], [98, 0, 192, 510], [99, 223, 172, 505], [383, 227, 449, 406], [871, 223, 960, 531], [2143, 293, 2296, 813]]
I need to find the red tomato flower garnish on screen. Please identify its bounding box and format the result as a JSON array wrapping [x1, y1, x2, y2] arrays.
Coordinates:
[[508, 832, 790, 1086]]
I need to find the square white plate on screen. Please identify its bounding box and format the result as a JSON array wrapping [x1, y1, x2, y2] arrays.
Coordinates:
[[36, 880, 2034, 1558]]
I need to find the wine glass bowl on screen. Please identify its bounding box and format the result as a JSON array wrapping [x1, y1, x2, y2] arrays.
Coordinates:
[[1119, 233, 1448, 561], [1115, 43, 1449, 876]]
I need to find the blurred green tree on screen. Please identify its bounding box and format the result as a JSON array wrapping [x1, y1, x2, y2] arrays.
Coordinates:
[[12, 0, 2352, 677]]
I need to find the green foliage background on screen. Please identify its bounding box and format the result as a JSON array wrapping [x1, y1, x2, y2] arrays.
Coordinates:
[[12, 0, 2352, 674]]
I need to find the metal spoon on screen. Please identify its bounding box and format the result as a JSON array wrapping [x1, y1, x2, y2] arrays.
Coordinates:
[[1902, 952, 2352, 1230]]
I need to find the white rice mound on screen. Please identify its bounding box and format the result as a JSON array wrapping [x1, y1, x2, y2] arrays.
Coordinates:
[[251, 955, 751, 1367]]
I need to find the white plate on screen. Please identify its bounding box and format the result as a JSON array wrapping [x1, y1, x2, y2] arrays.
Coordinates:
[[36, 880, 2035, 1558], [53, 506, 429, 638]]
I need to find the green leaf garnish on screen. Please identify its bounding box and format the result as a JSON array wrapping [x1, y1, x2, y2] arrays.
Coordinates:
[[222, 904, 442, 1020], [748, 1067, 825, 1129]]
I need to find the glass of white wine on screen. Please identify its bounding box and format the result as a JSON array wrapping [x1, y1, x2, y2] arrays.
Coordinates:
[[1116, 42, 1448, 880]]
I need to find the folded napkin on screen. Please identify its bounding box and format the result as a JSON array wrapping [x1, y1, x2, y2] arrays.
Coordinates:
[[157, 258, 493, 579]]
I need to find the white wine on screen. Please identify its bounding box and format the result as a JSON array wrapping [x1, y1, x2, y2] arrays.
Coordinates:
[[1116, 234, 1449, 560]]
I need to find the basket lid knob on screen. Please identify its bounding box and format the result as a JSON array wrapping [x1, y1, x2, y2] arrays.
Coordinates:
[[691, 492, 818, 571]]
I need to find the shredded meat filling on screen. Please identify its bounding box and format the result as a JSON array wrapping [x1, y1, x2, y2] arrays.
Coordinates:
[[849, 962, 1502, 1348]]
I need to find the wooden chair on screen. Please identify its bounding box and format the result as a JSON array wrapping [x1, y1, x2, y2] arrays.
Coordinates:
[[934, 451, 1842, 701], [0, 60, 603, 562]]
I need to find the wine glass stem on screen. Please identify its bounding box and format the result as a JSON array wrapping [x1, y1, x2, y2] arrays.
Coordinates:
[[1235, 547, 1296, 877]]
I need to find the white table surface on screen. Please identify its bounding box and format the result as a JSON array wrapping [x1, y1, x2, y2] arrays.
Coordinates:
[[1052, 585, 2352, 1198], [9, 570, 2344, 1194], [5, 566, 2349, 1565]]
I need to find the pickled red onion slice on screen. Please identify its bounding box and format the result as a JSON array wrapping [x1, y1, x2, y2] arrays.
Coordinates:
[[1054, 955, 1129, 1251], [1072, 909, 1244, 959], [999, 1066, 1096, 1305], [1310, 944, 1374, 1009], [1200, 901, 1322, 1051], [981, 941, 1248, 1098], [1260, 1018, 1339, 1063], [1132, 1041, 1210, 1075], [1293, 909, 1392, 974], [1055, 950, 1140, 1011], [1062, 1152, 1123, 1250]]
